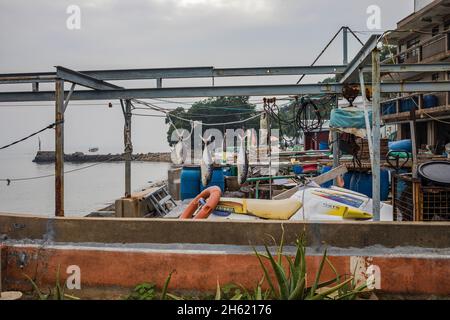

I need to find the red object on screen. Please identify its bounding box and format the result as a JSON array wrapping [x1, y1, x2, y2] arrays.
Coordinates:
[[302, 164, 318, 172], [304, 131, 329, 150], [180, 186, 222, 219]]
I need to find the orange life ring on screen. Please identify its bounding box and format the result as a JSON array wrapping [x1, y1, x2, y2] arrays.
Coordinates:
[[180, 186, 222, 219]]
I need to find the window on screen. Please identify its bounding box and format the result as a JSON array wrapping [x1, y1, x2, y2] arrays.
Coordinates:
[[432, 25, 439, 36], [405, 37, 421, 62], [406, 37, 420, 48], [444, 19, 450, 31]]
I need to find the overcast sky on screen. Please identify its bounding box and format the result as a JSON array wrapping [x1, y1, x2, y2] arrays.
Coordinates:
[[0, 0, 414, 153]]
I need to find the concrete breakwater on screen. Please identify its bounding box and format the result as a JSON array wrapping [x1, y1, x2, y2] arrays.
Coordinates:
[[33, 151, 171, 163]]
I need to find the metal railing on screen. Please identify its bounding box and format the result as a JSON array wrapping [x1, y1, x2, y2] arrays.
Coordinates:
[[386, 33, 449, 64]]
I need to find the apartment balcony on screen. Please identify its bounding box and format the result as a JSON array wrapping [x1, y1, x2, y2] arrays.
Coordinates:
[[422, 34, 448, 61], [391, 33, 450, 65], [381, 92, 450, 124]]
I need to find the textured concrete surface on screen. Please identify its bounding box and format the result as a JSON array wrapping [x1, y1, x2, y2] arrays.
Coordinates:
[[2, 243, 449, 296], [1, 213, 450, 248]]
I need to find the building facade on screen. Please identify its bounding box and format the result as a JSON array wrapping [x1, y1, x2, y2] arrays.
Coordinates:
[[381, 0, 450, 154]]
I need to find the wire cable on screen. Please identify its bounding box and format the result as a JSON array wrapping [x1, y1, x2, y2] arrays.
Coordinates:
[[0, 155, 123, 185], [296, 27, 344, 84], [0, 121, 63, 151]]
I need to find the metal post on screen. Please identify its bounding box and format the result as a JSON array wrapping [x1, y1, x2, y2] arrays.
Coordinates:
[[0, 246, 2, 295], [332, 95, 340, 184], [410, 108, 418, 179], [268, 111, 273, 199], [343, 26, 348, 65], [55, 79, 65, 217], [372, 48, 381, 221], [124, 99, 132, 197], [359, 69, 374, 169]]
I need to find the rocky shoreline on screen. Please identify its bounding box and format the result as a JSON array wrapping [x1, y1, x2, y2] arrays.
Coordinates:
[[33, 151, 171, 163]]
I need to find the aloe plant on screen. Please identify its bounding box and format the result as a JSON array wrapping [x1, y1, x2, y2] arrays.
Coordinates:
[[253, 226, 369, 300], [24, 265, 79, 300]]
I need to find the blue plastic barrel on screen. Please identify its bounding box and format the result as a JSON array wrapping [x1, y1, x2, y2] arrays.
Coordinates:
[[389, 139, 412, 153], [382, 101, 396, 115], [349, 170, 390, 201], [320, 166, 354, 189], [180, 166, 201, 200], [293, 165, 303, 175], [320, 166, 333, 188], [343, 172, 353, 189], [423, 95, 438, 109], [200, 167, 225, 192], [319, 141, 329, 150], [222, 167, 232, 177], [400, 97, 418, 113]]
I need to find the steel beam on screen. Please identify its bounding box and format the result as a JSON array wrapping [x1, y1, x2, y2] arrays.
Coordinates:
[[124, 100, 132, 198], [1, 81, 449, 102], [372, 49, 381, 221], [211, 65, 346, 78], [55, 79, 65, 217], [343, 26, 348, 65], [56, 66, 122, 90], [0, 65, 346, 84], [0, 84, 342, 101], [374, 63, 450, 73], [379, 81, 450, 92], [340, 35, 380, 83], [2, 63, 450, 84]]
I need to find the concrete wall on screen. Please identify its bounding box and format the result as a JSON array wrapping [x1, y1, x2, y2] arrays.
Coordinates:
[[1, 213, 450, 248], [1, 213, 449, 297]]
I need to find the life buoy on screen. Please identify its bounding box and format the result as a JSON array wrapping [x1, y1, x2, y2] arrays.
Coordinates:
[[180, 186, 222, 219]]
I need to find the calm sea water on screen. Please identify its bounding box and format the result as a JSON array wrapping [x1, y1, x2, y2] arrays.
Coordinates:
[[0, 152, 170, 216]]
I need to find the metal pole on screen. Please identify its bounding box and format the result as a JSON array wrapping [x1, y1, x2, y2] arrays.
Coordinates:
[[0, 246, 2, 296], [55, 79, 65, 217], [156, 78, 162, 88], [124, 99, 132, 198], [332, 95, 340, 184], [359, 69, 374, 169], [343, 26, 348, 65], [372, 48, 381, 221], [410, 109, 418, 178], [268, 112, 272, 199]]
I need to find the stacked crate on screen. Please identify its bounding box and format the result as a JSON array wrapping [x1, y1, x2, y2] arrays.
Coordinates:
[[355, 138, 389, 161]]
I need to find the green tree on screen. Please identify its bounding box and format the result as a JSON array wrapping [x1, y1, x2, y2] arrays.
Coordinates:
[[165, 96, 260, 146]]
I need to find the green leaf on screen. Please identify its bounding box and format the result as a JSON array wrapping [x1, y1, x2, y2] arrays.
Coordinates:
[[264, 244, 289, 300], [288, 276, 306, 300], [309, 248, 328, 298], [55, 264, 64, 300], [309, 277, 354, 300], [253, 247, 278, 299], [161, 270, 174, 300], [23, 273, 49, 300], [277, 224, 285, 264], [215, 280, 221, 300]]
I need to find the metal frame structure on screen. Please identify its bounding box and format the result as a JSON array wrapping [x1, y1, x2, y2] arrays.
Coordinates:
[[1, 33, 450, 218]]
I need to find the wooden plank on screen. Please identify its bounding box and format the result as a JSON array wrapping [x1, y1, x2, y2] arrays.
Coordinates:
[[273, 165, 348, 200]]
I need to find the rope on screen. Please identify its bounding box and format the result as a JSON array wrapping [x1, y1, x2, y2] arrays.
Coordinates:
[[420, 111, 450, 125], [263, 96, 326, 144], [132, 98, 262, 126], [0, 121, 63, 151]]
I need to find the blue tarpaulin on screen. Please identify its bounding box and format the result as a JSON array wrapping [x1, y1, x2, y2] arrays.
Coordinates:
[[330, 109, 372, 129]]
